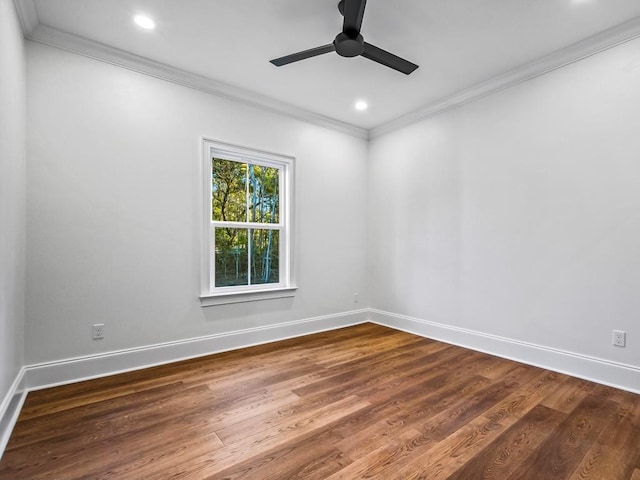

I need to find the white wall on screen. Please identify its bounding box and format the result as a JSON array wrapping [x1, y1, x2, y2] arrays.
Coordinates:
[[22, 25, 640, 392], [0, 0, 26, 421], [369, 36, 640, 377], [25, 42, 368, 365]]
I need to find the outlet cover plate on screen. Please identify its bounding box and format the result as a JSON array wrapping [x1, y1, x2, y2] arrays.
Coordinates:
[[613, 330, 626, 347], [92, 324, 104, 340]]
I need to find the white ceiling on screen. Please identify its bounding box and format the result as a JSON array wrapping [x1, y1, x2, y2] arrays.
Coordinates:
[[17, 0, 640, 135]]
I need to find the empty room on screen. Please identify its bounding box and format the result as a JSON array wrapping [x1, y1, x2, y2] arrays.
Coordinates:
[[1, 0, 640, 478]]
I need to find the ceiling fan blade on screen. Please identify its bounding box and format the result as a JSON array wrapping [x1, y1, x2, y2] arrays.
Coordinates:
[[342, 0, 367, 34], [362, 42, 419, 75], [270, 44, 336, 66]]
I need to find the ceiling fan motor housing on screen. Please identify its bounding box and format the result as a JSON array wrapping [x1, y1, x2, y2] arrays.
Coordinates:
[[334, 31, 364, 57]]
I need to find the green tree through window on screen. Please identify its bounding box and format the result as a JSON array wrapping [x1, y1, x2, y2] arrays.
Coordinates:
[[212, 158, 281, 287]]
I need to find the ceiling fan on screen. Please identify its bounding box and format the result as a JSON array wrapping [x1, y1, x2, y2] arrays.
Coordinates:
[[270, 0, 419, 75]]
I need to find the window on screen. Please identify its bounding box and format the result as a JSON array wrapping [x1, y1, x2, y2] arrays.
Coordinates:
[[200, 139, 295, 305]]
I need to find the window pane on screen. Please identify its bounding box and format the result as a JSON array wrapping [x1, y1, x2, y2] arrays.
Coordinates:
[[248, 164, 279, 224], [215, 228, 248, 287], [212, 158, 247, 222], [250, 229, 279, 285]]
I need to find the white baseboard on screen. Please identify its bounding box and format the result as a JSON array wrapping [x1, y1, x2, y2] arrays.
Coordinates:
[[5, 306, 639, 461], [0, 368, 27, 460], [24, 309, 369, 391], [370, 309, 640, 395], [18, 307, 640, 394]]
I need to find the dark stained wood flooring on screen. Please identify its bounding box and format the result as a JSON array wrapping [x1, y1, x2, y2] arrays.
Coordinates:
[[1, 323, 640, 479]]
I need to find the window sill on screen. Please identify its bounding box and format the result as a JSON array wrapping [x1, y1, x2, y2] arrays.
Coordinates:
[[199, 286, 298, 306]]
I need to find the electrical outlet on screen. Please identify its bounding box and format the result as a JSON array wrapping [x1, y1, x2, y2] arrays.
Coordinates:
[[353, 292, 359, 303], [92, 324, 104, 340], [612, 330, 626, 347]]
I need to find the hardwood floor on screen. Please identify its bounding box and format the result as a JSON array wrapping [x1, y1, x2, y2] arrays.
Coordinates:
[[1, 323, 639, 479]]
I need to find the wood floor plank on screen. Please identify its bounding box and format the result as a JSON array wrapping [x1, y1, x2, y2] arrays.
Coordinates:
[[389, 416, 505, 480], [369, 367, 541, 479], [208, 432, 352, 480], [1, 323, 639, 480], [291, 341, 458, 398], [482, 370, 567, 425], [328, 366, 539, 479], [568, 394, 640, 480], [505, 395, 620, 480], [107, 395, 369, 480], [6, 381, 190, 450], [540, 376, 596, 414], [325, 428, 423, 480], [446, 405, 566, 480]]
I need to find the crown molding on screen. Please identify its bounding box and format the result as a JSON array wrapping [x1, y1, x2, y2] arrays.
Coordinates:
[[370, 15, 640, 139], [15, 0, 640, 142], [25, 24, 369, 140], [13, 0, 37, 35]]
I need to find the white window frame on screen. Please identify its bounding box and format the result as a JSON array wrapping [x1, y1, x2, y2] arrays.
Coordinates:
[[200, 138, 296, 306]]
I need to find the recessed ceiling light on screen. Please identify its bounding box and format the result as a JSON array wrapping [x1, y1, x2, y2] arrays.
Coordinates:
[[134, 15, 155, 30], [355, 100, 368, 111]]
